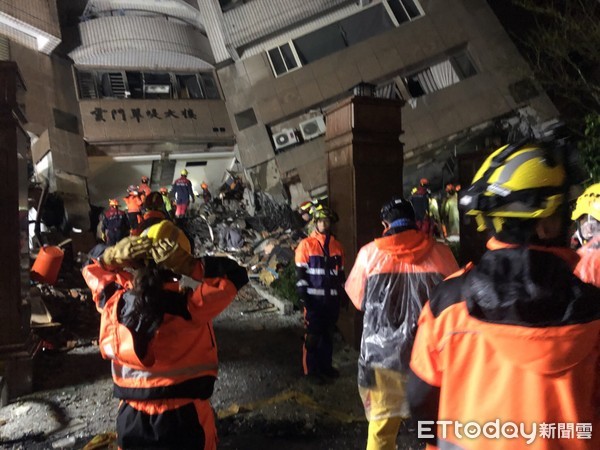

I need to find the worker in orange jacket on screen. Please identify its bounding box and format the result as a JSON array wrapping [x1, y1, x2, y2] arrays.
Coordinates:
[[123, 185, 144, 235], [573, 183, 600, 287], [81, 220, 248, 450], [295, 205, 348, 384], [408, 140, 600, 450], [138, 175, 152, 200], [345, 196, 458, 450]]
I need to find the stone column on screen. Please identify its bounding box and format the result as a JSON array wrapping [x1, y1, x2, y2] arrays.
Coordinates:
[[0, 61, 37, 403], [325, 94, 404, 348]]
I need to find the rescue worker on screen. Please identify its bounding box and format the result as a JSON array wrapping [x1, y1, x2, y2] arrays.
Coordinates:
[[159, 186, 174, 218], [295, 205, 348, 384], [441, 183, 460, 240], [138, 175, 152, 199], [171, 169, 195, 220], [200, 182, 212, 205], [409, 179, 440, 237], [138, 191, 170, 232], [123, 185, 144, 235], [408, 140, 600, 450], [100, 199, 130, 245], [573, 183, 600, 287], [81, 220, 248, 450], [345, 197, 458, 450]]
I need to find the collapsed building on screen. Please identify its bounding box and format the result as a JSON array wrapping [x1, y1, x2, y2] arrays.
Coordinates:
[[0, 0, 563, 402]]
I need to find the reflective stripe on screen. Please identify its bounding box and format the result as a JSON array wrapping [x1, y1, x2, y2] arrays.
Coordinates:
[[112, 361, 218, 381], [306, 287, 338, 296], [296, 262, 308, 268], [296, 280, 309, 287], [306, 267, 339, 276]]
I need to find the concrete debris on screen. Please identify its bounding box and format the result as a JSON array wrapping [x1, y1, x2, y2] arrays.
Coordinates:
[[181, 189, 305, 299]]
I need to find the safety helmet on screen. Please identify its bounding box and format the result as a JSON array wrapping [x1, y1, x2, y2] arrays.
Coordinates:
[[144, 191, 165, 211], [159, 187, 168, 195], [127, 185, 138, 193], [298, 201, 313, 212], [455, 184, 462, 192], [380, 196, 416, 225], [181, 169, 188, 176], [201, 182, 208, 190], [141, 176, 149, 184], [571, 183, 600, 222], [109, 198, 119, 207], [143, 220, 191, 254], [419, 178, 429, 187], [460, 141, 567, 233], [445, 183, 455, 193], [312, 205, 335, 221]]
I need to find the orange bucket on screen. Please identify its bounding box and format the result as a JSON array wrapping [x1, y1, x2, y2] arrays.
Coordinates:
[[31, 246, 64, 285]]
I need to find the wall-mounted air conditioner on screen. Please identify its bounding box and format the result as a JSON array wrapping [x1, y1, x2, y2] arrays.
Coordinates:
[[272, 128, 299, 150], [299, 116, 326, 141]]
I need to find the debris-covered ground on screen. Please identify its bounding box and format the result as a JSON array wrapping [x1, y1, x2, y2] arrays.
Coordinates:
[[1, 190, 423, 449], [0, 281, 422, 450]]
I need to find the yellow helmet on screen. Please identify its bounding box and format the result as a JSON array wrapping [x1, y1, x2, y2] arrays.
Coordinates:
[[571, 183, 600, 222], [181, 169, 188, 176], [143, 220, 191, 254], [460, 141, 567, 233]]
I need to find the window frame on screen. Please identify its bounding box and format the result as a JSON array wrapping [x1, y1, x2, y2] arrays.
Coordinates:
[[265, 0, 424, 77], [266, 41, 303, 78], [74, 68, 221, 101]]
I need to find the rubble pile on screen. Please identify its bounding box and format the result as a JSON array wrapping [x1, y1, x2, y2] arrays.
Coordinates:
[[183, 191, 305, 298]]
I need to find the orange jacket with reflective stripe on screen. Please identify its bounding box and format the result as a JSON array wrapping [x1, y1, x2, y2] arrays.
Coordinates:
[[82, 260, 236, 401], [123, 194, 144, 213], [409, 239, 600, 450], [294, 230, 345, 302]]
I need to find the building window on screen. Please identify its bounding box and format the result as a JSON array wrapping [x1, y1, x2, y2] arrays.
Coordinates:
[[404, 52, 477, 98], [265, 1, 423, 77], [267, 43, 301, 77], [219, 0, 251, 12], [75, 69, 221, 100], [386, 0, 423, 25]]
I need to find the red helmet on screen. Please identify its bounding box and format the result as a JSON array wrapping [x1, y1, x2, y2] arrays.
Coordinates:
[[445, 183, 455, 193], [144, 191, 165, 210], [419, 178, 429, 187], [201, 182, 208, 190], [109, 198, 119, 207], [141, 176, 149, 184], [159, 187, 168, 195]]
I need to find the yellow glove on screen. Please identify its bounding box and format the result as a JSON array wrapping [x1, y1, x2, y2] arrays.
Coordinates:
[[151, 238, 196, 276], [101, 236, 152, 269]]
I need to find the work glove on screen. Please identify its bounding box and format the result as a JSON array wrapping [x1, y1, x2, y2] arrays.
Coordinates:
[[151, 238, 196, 276], [202, 256, 249, 290], [101, 236, 152, 269]]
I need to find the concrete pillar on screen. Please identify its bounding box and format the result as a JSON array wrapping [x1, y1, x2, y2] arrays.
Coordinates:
[[325, 95, 404, 348], [0, 61, 38, 400]]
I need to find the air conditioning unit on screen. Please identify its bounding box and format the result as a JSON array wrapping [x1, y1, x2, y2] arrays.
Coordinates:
[[299, 116, 326, 141], [272, 128, 299, 150]]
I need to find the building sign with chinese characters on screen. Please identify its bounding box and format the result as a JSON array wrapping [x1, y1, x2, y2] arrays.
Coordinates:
[[79, 99, 233, 144], [90, 106, 199, 122]]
